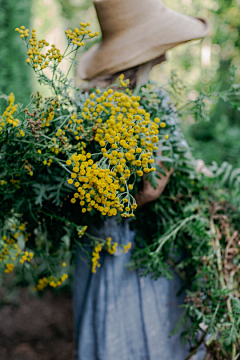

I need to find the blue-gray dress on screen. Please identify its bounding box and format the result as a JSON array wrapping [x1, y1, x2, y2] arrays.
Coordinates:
[[73, 216, 206, 360]]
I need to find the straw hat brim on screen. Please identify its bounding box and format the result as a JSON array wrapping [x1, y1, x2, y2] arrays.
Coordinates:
[[79, 6, 209, 80]]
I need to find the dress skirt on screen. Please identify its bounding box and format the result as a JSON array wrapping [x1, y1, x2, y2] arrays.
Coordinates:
[[73, 217, 195, 360]]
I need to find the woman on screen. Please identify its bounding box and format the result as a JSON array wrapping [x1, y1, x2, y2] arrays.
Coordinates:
[[73, 1, 210, 359]]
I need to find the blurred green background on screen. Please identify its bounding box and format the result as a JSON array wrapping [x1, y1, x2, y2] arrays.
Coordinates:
[[1, 0, 240, 166]]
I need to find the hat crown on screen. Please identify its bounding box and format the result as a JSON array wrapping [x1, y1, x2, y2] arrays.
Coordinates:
[[94, 0, 165, 38]]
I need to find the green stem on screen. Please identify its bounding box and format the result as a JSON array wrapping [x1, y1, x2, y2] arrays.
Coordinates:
[[56, 115, 70, 130], [66, 50, 78, 78], [184, 331, 207, 360], [232, 342, 236, 360], [65, 48, 78, 58], [39, 210, 78, 228], [62, 44, 70, 58], [155, 214, 199, 253], [55, 160, 72, 174], [205, 331, 217, 347], [40, 134, 53, 141], [84, 232, 107, 243]]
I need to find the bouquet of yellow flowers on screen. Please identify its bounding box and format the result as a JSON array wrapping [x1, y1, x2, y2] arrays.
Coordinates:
[[0, 24, 170, 290], [2, 24, 240, 358]]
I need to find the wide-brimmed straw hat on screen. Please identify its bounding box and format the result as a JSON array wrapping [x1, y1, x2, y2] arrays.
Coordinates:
[[79, 0, 210, 80]]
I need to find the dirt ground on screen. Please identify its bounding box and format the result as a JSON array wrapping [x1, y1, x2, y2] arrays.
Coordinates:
[[0, 287, 75, 360]]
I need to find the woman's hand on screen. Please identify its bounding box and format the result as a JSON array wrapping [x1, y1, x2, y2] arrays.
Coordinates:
[[135, 153, 174, 208], [134, 155, 213, 209]]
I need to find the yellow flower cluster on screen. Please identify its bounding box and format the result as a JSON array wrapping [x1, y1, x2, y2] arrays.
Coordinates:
[[16, 223, 31, 241], [0, 93, 19, 132], [15, 25, 29, 38], [66, 114, 84, 141], [34, 277, 49, 291], [65, 22, 99, 47], [5, 237, 17, 245], [43, 158, 53, 167], [36, 95, 59, 128], [1, 232, 19, 260], [91, 237, 118, 273], [66, 85, 168, 217], [19, 223, 26, 232], [9, 179, 21, 189], [0, 223, 33, 277], [22, 231, 31, 242], [34, 273, 68, 291], [4, 263, 14, 273], [77, 225, 88, 238], [105, 237, 118, 255], [0, 244, 12, 262], [121, 242, 132, 253], [91, 237, 132, 273], [92, 242, 104, 273], [68, 153, 121, 216], [41, 109, 55, 127], [19, 251, 34, 264], [15, 27, 62, 70], [92, 99, 160, 153], [119, 73, 129, 88], [17, 129, 25, 137]]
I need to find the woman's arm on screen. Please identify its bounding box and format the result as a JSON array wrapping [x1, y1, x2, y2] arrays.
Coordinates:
[[135, 153, 174, 208]]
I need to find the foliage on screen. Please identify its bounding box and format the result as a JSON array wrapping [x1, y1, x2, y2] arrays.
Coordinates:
[[0, 0, 32, 106], [171, 0, 240, 167], [129, 83, 240, 359], [183, 66, 240, 166]]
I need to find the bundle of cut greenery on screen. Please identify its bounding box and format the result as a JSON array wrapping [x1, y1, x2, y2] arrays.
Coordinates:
[[130, 83, 240, 359], [0, 24, 173, 287]]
